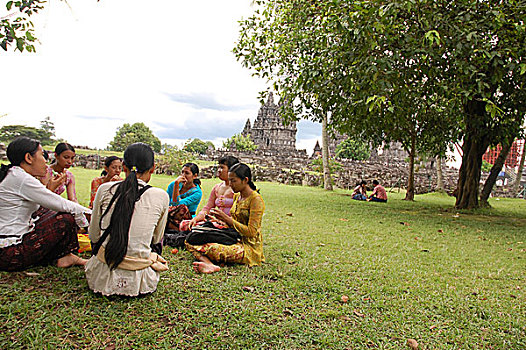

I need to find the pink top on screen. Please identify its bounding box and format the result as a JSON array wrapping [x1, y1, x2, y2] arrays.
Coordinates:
[[372, 184, 387, 200], [199, 182, 234, 216], [45, 166, 77, 202]]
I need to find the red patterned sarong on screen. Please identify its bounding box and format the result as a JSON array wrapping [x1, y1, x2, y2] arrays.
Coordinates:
[[0, 208, 79, 271]]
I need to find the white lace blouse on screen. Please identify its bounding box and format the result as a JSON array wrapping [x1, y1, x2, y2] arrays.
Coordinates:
[[0, 166, 89, 249], [85, 180, 169, 296]]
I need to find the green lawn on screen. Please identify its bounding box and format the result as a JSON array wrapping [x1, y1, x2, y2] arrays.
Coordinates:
[[1, 167, 525, 349]]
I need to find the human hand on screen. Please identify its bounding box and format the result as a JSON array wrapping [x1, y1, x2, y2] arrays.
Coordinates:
[[47, 172, 67, 191], [175, 175, 186, 184], [74, 213, 89, 228], [188, 217, 198, 230], [210, 208, 228, 222]]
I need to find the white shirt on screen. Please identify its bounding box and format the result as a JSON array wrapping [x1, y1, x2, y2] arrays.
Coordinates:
[[85, 179, 169, 296], [0, 166, 90, 248]]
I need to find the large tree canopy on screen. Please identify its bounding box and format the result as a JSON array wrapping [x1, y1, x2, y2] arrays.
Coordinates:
[[109, 122, 162, 153], [183, 138, 214, 155], [235, 0, 526, 208], [0, 117, 56, 145]]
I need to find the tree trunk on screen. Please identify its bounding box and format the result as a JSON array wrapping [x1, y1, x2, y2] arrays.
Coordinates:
[[404, 132, 416, 201], [321, 114, 333, 191], [455, 99, 490, 209], [511, 141, 525, 196], [435, 156, 445, 192], [479, 138, 514, 206]]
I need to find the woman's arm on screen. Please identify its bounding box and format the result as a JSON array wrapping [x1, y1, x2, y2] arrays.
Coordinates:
[[20, 174, 89, 226], [152, 194, 170, 245], [89, 178, 100, 208], [231, 195, 265, 238], [88, 185, 104, 242], [171, 182, 180, 203], [199, 183, 219, 216], [177, 186, 202, 208], [65, 171, 78, 203], [191, 184, 220, 226]]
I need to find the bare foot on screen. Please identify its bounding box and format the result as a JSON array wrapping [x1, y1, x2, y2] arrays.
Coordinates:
[[57, 253, 87, 268], [192, 261, 220, 274]]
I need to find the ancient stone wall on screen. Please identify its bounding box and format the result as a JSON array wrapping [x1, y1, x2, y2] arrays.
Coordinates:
[[68, 152, 523, 198], [0, 143, 6, 161]]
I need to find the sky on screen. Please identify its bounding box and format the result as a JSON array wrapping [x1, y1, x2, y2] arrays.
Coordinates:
[[0, 0, 321, 152]]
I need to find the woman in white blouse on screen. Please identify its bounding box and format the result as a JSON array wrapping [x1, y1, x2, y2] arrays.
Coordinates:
[[86, 142, 169, 297], [0, 137, 90, 271]]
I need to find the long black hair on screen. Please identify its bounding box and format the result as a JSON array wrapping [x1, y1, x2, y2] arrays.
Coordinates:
[[100, 156, 121, 176], [229, 163, 256, 190], [218, 155, 239, 170], [183, 162, 201, 187], [0, 137, 40, 183], [100, 143, 155, 270]]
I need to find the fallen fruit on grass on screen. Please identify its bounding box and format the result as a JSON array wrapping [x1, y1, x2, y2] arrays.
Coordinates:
[[341, 295, 349, 303], [407, 339, 418, 349], [171, 248, 179, 254]]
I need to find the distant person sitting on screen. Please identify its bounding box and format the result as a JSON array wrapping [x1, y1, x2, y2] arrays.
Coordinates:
[[368, 180, 387, 202], [352, 180, 367, 201], [89, 156, 123, 208], [166, 163, 203, 217]]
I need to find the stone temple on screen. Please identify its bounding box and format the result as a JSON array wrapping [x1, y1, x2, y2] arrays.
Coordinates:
[[241, 92, 297, 151]]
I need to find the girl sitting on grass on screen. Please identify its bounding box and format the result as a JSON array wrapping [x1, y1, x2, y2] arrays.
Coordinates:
[[0, 137, 90, 271], [166, 162, 202, 217], [43, 142, 79, 202], [86, 143, 169, 297], [186, 163, 265, 274], [89, 156, 123, 208], [186, 155, 239, 230]]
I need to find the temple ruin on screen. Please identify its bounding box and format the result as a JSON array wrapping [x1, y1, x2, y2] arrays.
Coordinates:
[[241, 92, 297, 152]]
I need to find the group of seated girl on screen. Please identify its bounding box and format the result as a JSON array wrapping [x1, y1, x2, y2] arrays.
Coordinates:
[[0, 137, 266, 297]]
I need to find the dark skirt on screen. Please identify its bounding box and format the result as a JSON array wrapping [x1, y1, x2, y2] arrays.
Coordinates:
[[0, 208, 79, 271]]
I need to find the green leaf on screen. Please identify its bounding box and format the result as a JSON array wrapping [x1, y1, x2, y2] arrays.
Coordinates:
[[16, 37, 24, 52], [6, 1, 13, 10], [520, 64, 526, 75], [25, 31, 35, 41]]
